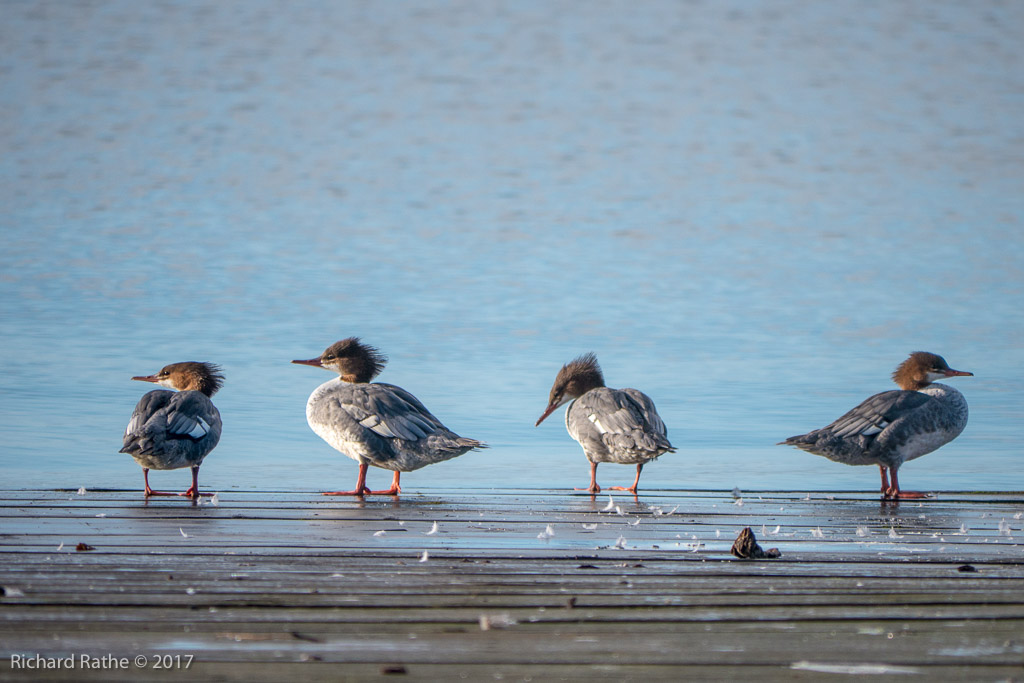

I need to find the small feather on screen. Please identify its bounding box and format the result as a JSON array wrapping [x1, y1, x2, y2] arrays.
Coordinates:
[[478, 613, 516, 630]]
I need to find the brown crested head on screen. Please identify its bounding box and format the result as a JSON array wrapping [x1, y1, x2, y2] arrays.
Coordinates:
[[292, 337, 387, 383], [131, 361, 224, 396], [892, 351, 973, 391], [535, 353, 605, 426]]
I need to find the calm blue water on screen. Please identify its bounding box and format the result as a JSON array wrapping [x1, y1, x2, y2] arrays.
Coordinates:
[[2, 0, 1022, 494]]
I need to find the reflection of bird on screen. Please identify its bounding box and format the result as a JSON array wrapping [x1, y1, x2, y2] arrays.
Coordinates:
[[781, 352, 972, 499], [292, 338, 485, 496], [120, 362, 224, 498], [536, 353, 675, 494]]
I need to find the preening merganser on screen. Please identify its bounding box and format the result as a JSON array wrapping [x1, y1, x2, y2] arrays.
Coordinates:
[[536, 353, 675, 494]]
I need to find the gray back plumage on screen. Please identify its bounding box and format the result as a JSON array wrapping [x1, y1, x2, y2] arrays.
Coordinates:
[[120, 389, 222, 470], [782, 386, 967, 467], [566, 386, 674, 465], [307, 380, 484, 472]]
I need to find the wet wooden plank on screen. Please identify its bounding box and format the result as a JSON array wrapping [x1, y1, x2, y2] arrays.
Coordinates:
[[1, 489, 1022, 680]]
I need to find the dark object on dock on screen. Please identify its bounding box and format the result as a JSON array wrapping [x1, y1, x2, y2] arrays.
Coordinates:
[[731, 527, 780, 559], [75, 542, 95, 552]]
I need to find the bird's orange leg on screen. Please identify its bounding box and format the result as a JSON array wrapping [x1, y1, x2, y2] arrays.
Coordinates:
[[143, 468, 176, 497], [180, 465, 213, 498], [878, 465, 890, 494], [370, 471, 401, 496], [610, 464, 643, 494], [574, 462, 601, 494], [885, 468, 929, 500], [323, 463, 372, 496]]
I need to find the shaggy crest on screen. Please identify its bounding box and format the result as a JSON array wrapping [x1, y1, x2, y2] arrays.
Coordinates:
[[321, 337, 388, 383], [549, 352, 605, 404], [157, 362, 224, 396]]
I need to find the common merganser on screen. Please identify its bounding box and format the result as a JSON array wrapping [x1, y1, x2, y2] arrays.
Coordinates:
[[120, 362, 224, 498], [292, 338, 485, 496], [536, 353, 675, 494], [781, 351, 972, 499]]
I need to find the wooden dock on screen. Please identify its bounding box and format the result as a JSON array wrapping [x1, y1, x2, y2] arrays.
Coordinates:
[[1, 488, 1023, 680]]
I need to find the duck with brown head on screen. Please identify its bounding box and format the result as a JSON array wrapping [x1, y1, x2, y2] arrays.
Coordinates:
[[536, 353, 675, 495], [120, 361, 224, 499], [780, 351, 972, 500], [292, 338, 486, 496]]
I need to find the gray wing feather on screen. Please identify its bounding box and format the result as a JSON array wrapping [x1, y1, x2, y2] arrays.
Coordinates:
[[821, 391, 930, 441], [571, 387, 674, 460], [315, 382, 482, 471], [341, 384, 443, 443], [124, 390, 172, 440], [120, 390, 222, 467], [621, 388, 669, 439], [782, 389, 933, 464]]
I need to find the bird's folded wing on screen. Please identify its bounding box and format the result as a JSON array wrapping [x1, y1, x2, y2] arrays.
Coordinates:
[[342, 385, 442, 441], [826, 390, 931, 439], [166, 412, 212, 439], [577, 390, 648, 436], [124, 390, 173, 440], [621, 388, 668, 436]]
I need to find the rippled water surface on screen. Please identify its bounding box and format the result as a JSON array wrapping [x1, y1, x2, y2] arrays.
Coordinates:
[[2, 1, 1022, 494]]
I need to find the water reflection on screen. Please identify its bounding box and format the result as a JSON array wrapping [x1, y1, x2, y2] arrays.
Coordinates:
[[1, 1, 1022, 493]]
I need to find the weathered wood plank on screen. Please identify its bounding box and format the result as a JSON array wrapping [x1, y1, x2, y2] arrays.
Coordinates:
[[1, 489, 1022, 680]]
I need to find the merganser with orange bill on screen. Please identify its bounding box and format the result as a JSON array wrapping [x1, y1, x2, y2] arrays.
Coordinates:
[[536, 353, 675, 494], [120, 362, 224, 498], [292, 338, 485, 496], [780, 351, 972, 499]]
